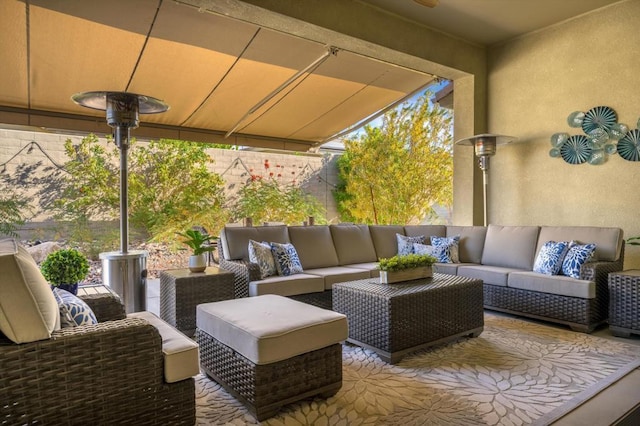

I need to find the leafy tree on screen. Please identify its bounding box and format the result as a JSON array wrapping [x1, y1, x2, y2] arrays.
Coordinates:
[[55, 134, 228, 242], [232, 176, 326, 225], [0, 192, 29, 238], [336, 91, 453, 224]]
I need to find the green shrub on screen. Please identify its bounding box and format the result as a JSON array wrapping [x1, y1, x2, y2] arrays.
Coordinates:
[[40, 249, 90, 285], [378, 253, 437, 272]]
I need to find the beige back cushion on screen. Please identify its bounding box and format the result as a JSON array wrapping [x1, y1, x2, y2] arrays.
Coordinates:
[[369, 225, 405, 259], [404, 225, 447, 239], [537, 226, 623, 262], [330, 224, 378, 265], [220, 226, 289, 260], [0, 239, 60, 343], [288, 226, 339, 269], [481, 225, 541, 270], [447, 226, 487, 264]]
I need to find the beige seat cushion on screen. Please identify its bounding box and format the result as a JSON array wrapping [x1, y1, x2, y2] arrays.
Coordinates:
[[249, 273, 325, 296], [129, 311, 200, 383], [457, 265, 525, 287], [303, 266, 371, 289], [197, 294, 348, 365], [508, 272, 595, 299], [0, 238, 60, 343]]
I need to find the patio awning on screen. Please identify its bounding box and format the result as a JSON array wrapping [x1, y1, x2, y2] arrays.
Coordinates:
[[0, 0, 435, 151]]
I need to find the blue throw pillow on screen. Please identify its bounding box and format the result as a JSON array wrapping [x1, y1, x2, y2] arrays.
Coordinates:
[[430, 236, 460, 263], [561, 243, 596, 278], [413, 243, 446, 261], [53, 287, 98, 328], [533, 241, 570, 275], [270, 242, 304, 276], [397, 234, 426, 256], [248, 239, 277, 279]]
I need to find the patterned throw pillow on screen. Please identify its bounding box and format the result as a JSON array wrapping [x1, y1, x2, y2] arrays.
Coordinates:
[[397, 234, 426, 256], [248, 240, 277, 279], [561, 243, 596, 278], [413, 243, 445, 261], [430, 236, 460, 263], [533, 241, 570, 275], [52, 287, 98, 328], [270, 242, 304, 276]]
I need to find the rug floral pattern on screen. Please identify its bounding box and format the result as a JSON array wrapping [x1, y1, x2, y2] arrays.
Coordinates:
[[195, 314, 640, 425]]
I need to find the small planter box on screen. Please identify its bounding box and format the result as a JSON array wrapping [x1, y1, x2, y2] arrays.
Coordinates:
[[379, 266, 433, 284]]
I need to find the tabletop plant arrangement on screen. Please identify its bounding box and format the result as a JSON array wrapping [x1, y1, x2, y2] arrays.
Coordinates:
[[378, 253, 437, 284], [40, 248, 90, 294], [177, 229, 216, 272]]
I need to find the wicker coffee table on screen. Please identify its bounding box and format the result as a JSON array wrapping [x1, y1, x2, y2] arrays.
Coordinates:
[[333, 273, 484, 363], [160, 267, 234, 336]]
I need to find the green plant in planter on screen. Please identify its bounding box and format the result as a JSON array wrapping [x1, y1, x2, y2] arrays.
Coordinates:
[[40, 248, 90, 294], [176, 229, 215, 255], [378, 253, 437, 272]]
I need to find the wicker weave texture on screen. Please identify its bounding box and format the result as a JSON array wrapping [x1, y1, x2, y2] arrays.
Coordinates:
[[288, 290, 333, 310], [78, 286, 126, 322], [483, 250, 624, 333], [197, 329, 342, 421], [333, 274, 484, 361], [217, 240, 261, 299], [160, 267, 234, 336], [0, 318, 195, 425], [608, 272, 640, 335]]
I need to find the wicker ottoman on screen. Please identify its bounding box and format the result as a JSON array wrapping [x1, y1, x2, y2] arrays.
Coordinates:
[[196, 295, 348, 421]]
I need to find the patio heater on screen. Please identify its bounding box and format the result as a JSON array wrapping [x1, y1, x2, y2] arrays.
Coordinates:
[[455, 134, 516, 226], [71, 91, 169, 313]]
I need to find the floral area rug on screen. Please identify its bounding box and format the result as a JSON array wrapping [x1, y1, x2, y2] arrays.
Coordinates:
[[195, 313, 640, 425]]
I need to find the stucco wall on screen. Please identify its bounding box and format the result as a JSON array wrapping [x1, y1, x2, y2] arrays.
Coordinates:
[[487, 0, 640, 267]]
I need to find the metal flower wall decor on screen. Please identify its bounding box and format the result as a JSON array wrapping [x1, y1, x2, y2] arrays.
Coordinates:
[[550, 106, 640, 165]]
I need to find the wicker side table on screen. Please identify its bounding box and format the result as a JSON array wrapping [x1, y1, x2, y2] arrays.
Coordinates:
[[160, 267, 234, 337], [608, 270, 640, 337]]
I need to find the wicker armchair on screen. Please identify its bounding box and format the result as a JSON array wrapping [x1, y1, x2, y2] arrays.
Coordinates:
[[0, 288, 195, 425]]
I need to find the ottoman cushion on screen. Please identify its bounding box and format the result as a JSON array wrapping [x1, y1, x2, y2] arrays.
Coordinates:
[[197, 294, 347, 365]]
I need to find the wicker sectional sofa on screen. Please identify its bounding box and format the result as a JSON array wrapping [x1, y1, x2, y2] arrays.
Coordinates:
[[218, 223, 624, 332]]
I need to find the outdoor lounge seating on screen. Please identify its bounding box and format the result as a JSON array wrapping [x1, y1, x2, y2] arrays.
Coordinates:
[[218, 223, 624, 332], [0, 239, 199, 424]]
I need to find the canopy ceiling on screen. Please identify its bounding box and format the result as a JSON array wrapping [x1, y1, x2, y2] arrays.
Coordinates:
[[0, 0, 435, 151]]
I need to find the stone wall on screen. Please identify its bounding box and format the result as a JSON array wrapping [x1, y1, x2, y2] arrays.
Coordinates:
[[0, 128, 340, 240]]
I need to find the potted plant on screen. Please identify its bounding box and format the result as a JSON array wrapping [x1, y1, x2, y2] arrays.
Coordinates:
[[378, 253, 437, 284], [177, 229, 216, 272], [40, 248, 90, 294]]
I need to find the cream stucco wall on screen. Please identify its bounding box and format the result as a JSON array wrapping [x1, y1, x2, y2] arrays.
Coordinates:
[[487, 0, 640, 267]]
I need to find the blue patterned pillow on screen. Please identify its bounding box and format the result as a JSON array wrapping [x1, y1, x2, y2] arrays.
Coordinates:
[[561, 243, 596, 278], [53, 287, 98, 328], [248, 240, 277, 279], [397, 234, 426, 256], [413, 243, 446, 260], [430, 236, 460, 263], [270, 242, 304, 276], [533, 241, 570, 275]]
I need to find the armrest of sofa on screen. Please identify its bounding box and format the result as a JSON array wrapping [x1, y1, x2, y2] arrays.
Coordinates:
[[580, 241, 624, 301], [219, 258, 261, 298], [79, 288, 127, 322]]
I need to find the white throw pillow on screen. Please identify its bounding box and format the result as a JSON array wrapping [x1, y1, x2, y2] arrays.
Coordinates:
[[248, 240, 277, 279]]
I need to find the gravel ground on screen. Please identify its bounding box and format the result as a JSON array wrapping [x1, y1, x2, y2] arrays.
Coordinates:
[[26, 241, 192, 285]]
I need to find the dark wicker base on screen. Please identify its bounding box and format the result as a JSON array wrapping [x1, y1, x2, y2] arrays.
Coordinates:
[[608, 272, 640, 337], [288, 290, 333, 310], [333, 274, 484, 364], [483, 284, 603, 333], [196, 329, 342, 421]]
